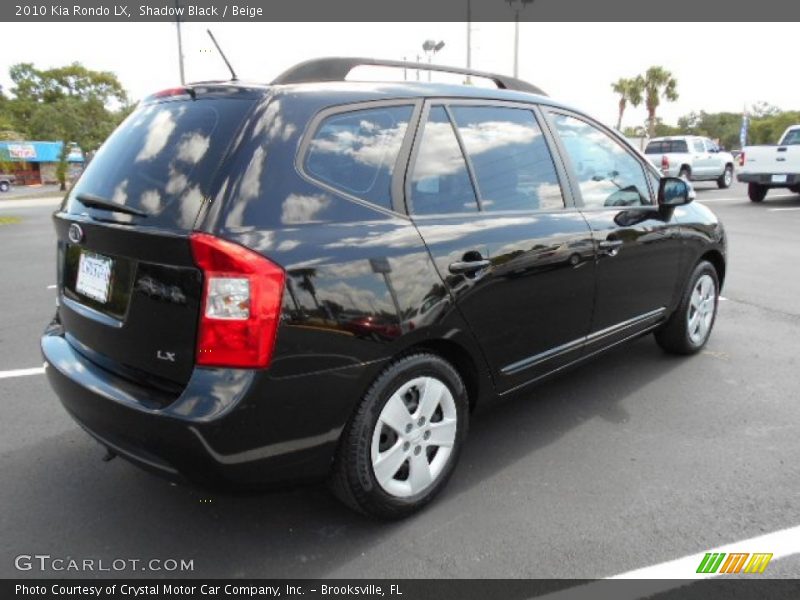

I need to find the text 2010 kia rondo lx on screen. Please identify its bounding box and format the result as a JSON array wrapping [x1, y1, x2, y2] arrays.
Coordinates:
[[42, 58, 726, 519]]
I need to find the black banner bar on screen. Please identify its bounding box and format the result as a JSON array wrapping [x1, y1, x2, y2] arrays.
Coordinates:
[[2, 0, 799, 22], [5, 579, 800, 600]]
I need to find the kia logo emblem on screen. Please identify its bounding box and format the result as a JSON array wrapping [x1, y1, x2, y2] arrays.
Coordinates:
[[68, 223, 84, 244]]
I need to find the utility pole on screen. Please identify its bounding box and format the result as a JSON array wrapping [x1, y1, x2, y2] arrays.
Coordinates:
[[175, 0, 185, 85], [506, 0, 534, 79], [466, 0, 472, 83]]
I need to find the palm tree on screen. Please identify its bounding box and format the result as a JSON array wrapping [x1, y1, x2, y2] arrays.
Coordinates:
[[643, 66, 678, 137], [610, 76, 644, 131]]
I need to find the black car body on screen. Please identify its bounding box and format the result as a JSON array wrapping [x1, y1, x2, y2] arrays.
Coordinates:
[[42, 59, 726, 518]]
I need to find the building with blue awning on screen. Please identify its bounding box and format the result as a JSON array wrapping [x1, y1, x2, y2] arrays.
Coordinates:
[[0, 141, 85, 185]]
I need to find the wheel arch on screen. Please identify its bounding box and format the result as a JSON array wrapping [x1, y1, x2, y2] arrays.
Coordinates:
[[395, 338, 489, 413], [699, 249, 726, 289]]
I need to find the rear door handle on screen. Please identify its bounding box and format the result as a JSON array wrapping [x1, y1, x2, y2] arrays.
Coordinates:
[[448, 258, 491, 274], [598, 239, 623, 256]]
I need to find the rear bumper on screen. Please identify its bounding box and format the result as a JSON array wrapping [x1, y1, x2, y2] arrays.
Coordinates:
[[41, 322, 375, 488], [737, 172, 800, 186]]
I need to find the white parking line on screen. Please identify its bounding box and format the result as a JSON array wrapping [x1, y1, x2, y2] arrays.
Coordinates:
[[0, 367, 46, 380], [535, 524, 800, 599], [699, 193, 797, 204], [768, 207, 800, 212], [46, 284, 57, 289]]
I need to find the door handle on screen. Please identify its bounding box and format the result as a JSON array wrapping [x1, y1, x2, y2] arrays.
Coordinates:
[[598, 239, 623, 256], [448, 258, 491, 274]]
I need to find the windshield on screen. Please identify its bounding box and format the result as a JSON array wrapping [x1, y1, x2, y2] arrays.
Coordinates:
[[66, 96, 254, 229]]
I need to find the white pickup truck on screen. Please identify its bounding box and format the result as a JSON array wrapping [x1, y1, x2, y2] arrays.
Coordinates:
[[738, 125, 800, 202]]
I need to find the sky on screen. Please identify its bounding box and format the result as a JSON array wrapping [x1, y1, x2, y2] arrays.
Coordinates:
[[0, 22, 797, 129]]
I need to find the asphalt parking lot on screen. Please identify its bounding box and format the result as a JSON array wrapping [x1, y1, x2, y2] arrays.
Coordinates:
[[1, 181, 799, 581]]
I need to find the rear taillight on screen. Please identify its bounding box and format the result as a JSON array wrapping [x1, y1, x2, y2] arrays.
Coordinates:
[[661, 155, 670, 173], [190, 233, 285, 369], [739, 152, 745, 167]]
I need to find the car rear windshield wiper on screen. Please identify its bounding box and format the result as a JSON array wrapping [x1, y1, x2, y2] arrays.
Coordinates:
[[75, 193, 148, 218]]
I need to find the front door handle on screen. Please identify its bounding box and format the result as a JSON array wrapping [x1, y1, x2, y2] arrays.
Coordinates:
[[448, 258, 491, 274], [598, 239, 624, 256]]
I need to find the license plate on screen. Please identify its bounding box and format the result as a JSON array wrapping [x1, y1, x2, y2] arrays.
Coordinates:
[[772, 174, 788, 183], [76, 252, 113, 304]]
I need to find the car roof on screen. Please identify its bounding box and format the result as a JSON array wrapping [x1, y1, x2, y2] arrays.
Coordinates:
[[187, 79, 565, 110], [648, 135, 703, 142]]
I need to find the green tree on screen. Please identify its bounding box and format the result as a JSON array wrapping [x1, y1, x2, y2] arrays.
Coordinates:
[[4, 62, 130, 189], [677, 111, 742, 150], [611, 76, 644, 131], [643, 66, 679, 137]]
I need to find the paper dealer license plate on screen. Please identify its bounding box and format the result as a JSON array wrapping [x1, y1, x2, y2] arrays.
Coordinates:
[[76, 251, 113, 304]]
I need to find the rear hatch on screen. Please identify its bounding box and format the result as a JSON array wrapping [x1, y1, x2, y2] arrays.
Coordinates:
[[55, 87, 258, 392]]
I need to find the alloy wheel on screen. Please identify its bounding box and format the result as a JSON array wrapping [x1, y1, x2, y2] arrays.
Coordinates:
[[687, 274, 716, 345], [371, 376, 457, 498]]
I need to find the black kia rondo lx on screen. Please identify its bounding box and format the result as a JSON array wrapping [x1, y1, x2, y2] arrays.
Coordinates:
[[42, 58, 726, 519]]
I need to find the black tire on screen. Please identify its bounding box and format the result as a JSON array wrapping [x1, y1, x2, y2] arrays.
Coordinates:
[[655, 260, 719, 355], [748, 183, 767, 202], [790, 185, 800, 195], [330, 353, 468, 520], [0, 181, 9, 193], [716, 165, 733, 189], [678, 166, 691, 180]]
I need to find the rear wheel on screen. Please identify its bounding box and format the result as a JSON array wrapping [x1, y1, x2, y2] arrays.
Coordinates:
[[0, 181, 9, 193], [790, 185, 800, 195], [748, 183, 767, 202], [717, 165, 733, 189], [678, 166, 691, 180], [330, 353, 468, 519], [655, 261, 719, 355]]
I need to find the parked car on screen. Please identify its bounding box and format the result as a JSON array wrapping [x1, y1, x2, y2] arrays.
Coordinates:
[[644, 136, 735, 188], [0, 172, 16, 192], [737, 125, 800, 202], [41, 58, 726, 519]]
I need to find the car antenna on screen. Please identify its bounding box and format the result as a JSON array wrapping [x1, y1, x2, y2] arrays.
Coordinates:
[[206, 29, 238, 81]]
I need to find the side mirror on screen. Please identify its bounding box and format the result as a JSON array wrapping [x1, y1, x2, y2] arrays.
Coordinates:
[[658, 177, 693, 207]]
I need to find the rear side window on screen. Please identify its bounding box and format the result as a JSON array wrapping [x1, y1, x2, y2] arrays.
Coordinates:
[[450, 106, 564, 211], [304, 105, 413, 210], [410, 106, 478, 215], [66, 96, 254, 230], [693, 140, 706, 153]]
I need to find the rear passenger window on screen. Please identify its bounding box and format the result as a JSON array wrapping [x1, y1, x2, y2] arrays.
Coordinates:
[[693, 140, 705, 153], [410, 106, 478, 215], [305, 105, 413, 209], [450, 106, 564, 211]]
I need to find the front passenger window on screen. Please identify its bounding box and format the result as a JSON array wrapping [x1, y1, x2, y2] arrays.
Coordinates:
[[550, 113, 652, 208]]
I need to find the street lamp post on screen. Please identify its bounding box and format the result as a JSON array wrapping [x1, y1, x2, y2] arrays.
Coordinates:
[[422, 39, 446, 81], [506, 0, 534, 78]]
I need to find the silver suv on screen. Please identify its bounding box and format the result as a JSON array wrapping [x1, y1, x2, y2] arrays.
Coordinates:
[[645, 136, 734, 189]]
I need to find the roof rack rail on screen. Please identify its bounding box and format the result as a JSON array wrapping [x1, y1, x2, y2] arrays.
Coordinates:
[[270, 57, 547, 96]]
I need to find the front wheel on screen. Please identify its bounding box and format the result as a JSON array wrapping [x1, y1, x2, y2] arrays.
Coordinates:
[[748, 183, 767, 202], [655, 261, 719, 355], [330, 353, 468, 519], [717, 165, 733, 189], [0, 181, 9, 193]]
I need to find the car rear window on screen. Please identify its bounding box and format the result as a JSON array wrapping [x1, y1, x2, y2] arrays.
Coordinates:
[[645, 140, 689, 154], [782, 129, 800, 145], [65, 96, 254, 230], [304, 105, 414, 210]]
